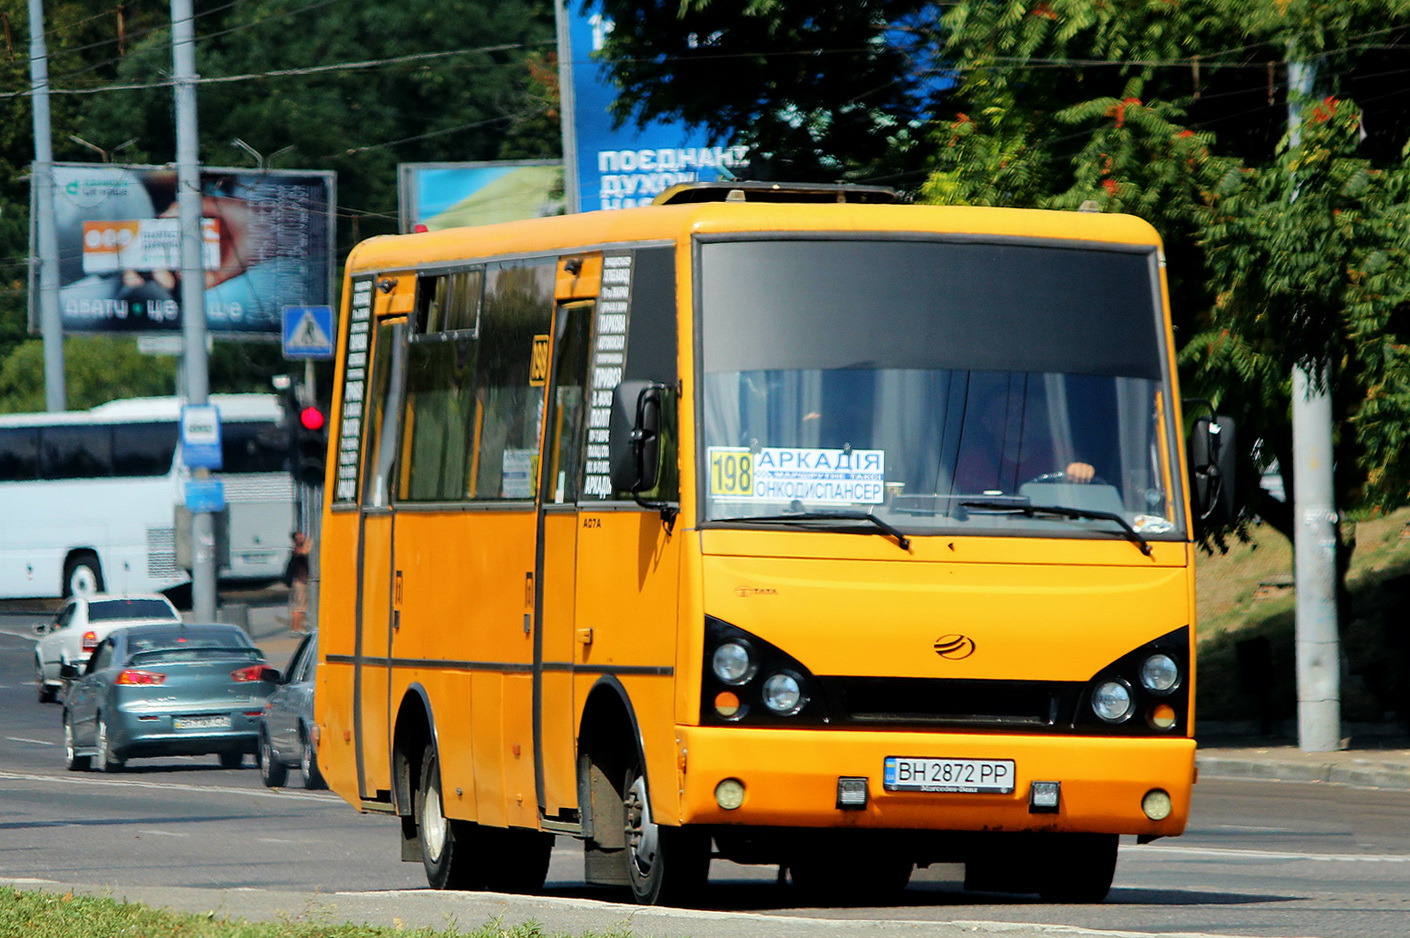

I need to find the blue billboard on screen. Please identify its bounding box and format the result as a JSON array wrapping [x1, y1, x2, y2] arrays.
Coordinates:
[[558, 1, 749, 212]]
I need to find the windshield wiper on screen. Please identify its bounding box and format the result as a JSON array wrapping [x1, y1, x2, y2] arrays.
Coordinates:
[[959, 499, 1152, 557], [732, 509, 911, 551]]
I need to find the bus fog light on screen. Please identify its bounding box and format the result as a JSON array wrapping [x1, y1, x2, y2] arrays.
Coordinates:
[[836, 776, 868, 809], [1149, 702, 1177, 730], [762, 672, 804, 715], [1142, 788, 1173, 821], [715, 778, 745, 810], [1092, 680, 1134, 723], [1028, 780, 1061, 813]]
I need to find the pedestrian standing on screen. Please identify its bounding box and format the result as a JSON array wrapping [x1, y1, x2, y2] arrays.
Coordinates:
[[285, 530, 311, 634]]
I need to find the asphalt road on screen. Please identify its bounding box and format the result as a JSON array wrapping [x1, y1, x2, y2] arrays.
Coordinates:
[[4, 608, 1409, 938]]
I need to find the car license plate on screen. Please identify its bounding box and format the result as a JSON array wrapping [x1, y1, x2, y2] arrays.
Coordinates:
[[883, 756, 1015, 794], [174, 714, 231, 730]]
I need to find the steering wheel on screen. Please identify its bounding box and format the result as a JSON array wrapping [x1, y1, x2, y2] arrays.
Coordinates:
[[1023, 470, 1110, 487]]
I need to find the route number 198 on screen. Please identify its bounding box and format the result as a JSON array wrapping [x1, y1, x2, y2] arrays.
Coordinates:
[[710, 449, 754, 497]]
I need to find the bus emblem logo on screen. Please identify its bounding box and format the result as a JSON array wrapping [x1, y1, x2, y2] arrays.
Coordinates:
[[933, 634, 975, 660]]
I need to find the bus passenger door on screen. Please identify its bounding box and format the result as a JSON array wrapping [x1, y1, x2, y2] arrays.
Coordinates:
[[535, 299, 594, 819], [354, 314, 408, 802]]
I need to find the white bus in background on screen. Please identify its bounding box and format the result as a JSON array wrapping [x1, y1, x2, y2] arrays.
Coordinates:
[[0, 394, 296, 600]]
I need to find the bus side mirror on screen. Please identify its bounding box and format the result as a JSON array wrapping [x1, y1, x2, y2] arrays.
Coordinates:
[[1189, 415, 1237, 529], [609, 380, 668, 494]]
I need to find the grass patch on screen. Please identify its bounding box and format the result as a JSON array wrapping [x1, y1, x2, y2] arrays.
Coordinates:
[[0, 889, 626, 938], [1195, 508, 1410, 729]]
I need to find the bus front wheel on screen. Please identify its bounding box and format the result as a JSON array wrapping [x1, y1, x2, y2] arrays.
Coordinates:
[[417, 744, 487, 890], [623, 763, 709, 905], [64, 552, 103, 598]]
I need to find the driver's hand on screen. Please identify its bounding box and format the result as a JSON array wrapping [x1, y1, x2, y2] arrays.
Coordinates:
[[1065, 461, 1096, 484]]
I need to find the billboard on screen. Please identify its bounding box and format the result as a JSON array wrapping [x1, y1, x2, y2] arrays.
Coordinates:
[[34, 163, 336, 335], [398, 161, 564, 232], [559, 1, 749, 212]]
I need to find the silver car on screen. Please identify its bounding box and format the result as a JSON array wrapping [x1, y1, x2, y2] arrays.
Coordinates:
[[33, 593, 180, 702], [61, 622, 279, 772], [257, 631, 326, 789]]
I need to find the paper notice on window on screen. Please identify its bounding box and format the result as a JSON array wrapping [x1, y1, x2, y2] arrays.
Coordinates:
[[708, 446, 885, 504]]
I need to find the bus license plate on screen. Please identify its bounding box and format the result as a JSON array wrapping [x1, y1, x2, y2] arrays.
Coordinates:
[[883, 756, 1015, 794], [174, 714, 231, 730]]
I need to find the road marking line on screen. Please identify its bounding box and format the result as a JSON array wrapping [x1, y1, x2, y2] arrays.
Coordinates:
[[0, 770, 335, 802], [137, 830, 188, 838], [1131, 843, 1410, 863], [6, 737, 56, 746]]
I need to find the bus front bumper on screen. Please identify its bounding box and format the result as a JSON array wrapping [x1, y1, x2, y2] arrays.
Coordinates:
[[674, 726, 1195, 838]]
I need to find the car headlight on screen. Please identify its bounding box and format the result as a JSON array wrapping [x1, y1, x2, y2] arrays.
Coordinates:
[[761, 672, 805, 715], [1092, 680, 1134, 723], [711, 642, 756, 685], [1139, 654, 1181, 693]]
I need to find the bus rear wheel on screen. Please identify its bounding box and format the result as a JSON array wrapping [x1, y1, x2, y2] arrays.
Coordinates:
[[623, 763, 709, 906], [417, 744, 488, 890], [64, 551, 103, 598]]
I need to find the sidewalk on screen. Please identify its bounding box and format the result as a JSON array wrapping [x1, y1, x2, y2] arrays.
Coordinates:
[[1197, 723, 1410, 790]]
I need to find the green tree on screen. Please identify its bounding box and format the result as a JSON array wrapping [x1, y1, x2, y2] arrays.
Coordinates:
[[921, 0, 1410, 548], [0, 0, 559, 402], [595, 0, 944, 183], [0, 335, 177, 412]]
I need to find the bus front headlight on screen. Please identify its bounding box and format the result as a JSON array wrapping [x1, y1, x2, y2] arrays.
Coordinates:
[[712, 642, 756, 685], [1092, 680, 1134, 723], [761, 672, 805, 715], [1139, 654, 1181, 693]]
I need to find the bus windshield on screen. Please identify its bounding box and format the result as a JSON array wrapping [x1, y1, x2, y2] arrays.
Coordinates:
[[697, 237, 1185, 540]]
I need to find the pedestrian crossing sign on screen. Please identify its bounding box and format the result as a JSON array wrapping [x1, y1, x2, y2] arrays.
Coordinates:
[[282, 305, 335, 360]]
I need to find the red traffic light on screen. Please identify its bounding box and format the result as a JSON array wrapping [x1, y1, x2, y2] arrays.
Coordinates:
[[299, 405, 326, 432]]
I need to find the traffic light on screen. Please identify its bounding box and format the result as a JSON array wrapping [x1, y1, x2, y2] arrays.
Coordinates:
[[296, 404, 327, 487]]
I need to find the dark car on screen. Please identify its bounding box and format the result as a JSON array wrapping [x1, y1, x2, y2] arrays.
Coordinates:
[[61, 622, 279, 772], [257, 630, 325, 789]]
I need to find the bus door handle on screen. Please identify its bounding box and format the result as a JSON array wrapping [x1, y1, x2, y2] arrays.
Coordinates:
[[393, 570, 403, 631]]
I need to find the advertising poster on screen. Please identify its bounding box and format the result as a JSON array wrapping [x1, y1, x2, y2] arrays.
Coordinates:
[[398, 161, 564, 233], [559, 1, 749, 212], [36, 163, 336, 335]]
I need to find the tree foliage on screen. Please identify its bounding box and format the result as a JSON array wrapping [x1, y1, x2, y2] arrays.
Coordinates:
[[0, 0, 558, 411], [595, 0, 945, 182]]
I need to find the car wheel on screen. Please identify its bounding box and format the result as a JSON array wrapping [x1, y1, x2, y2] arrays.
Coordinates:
[[219, 751, 245, 769], [36, 661, 56, 704], [417, 743, 487, 890], [63, 715, 90, 772], [63, 551, 103, 599], [258, 730, 288, 788], [623, 762, 709, 905], [96, 716, 124, 772], [300, 729, 327, 790]]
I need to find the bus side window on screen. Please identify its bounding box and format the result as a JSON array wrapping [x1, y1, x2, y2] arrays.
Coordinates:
[[112, 422, 179, 477], [40, 425, 114, 480], [470, 260, 555, 501], [0, 427, 39, 481], [363, 319, 407, 509]]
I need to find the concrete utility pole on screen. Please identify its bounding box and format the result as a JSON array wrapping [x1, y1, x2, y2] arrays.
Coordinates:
[[1286, 57, 1342, 753], [172, 0, 217, 622], [553, 0, 580, 214], [28, 0, 65, 412]]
